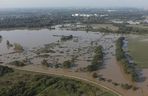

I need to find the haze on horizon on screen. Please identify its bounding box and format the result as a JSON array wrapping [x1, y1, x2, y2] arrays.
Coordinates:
[[0, 0, 148, 9]]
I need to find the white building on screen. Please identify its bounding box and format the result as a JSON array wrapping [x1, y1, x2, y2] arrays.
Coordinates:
[[127, 21, 140, 25]]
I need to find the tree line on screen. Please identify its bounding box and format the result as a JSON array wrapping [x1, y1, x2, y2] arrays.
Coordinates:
[[87, 46, 103, 72], [116, 37, 139, 82]]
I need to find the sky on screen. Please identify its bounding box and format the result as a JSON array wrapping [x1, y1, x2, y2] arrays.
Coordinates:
[[0, 0, 148, 9]]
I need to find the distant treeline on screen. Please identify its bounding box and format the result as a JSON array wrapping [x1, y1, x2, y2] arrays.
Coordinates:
[[115, 24, 148, 34], [0, 8, 146, 30]]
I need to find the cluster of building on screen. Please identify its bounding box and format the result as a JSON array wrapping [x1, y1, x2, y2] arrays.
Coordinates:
[[72, 13, 108, 17]]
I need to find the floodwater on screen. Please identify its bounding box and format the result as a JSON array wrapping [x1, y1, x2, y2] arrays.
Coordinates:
[[0, 29, 116, 66], [0, 29, 129, 83], [0, 29, 147, 96], [0, 29, 103, 53], [0, 29, 121, 69], [0, 29, 101, 52]]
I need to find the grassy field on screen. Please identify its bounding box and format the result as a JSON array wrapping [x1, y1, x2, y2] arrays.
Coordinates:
[[91, 24, 119, 31], [127, 24, 148, 30], [0, 68, 117, 96], [128, 35, 148, 68]]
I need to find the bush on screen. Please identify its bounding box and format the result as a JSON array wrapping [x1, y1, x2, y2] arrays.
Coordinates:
[[41, 59, 49, 67], [0, 65, 13, 76], [14, 43, 24, 52], [87, 46, 103, 72], [61, 35, 73, 41], [63, 60, 72, 68], [92, 72, 98, 78], [132, 86, 139, 91], [112, 82, 119, 86], [9, 61, 25, 67], [121, 84, 132, 90]]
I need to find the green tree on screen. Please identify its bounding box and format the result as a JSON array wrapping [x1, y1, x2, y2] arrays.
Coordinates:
[[63, 60, 71, 68]]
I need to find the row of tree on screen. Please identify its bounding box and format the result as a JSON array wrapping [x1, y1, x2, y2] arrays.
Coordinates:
[[115, 24, 148, 34], [116, 37, 139, 82], [41, 59, 73, 69], [87, 46, 103, 71]]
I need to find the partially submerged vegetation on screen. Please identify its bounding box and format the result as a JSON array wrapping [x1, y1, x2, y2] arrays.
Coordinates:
[[14, 43, 24, 52], [0, 35, 2, 43], [6, 40, 13, 48], [0, 8, 148, 96], [41, 59, 49, 67], [92, 72, 139, 91], [35, 43, 58, 54], [41, 59, 73, 69], [9, 61, 26, 67], [61, 35, 73, 41], [87, 46, 103, 72], [116, 37, 139, 82], [63, 60, 72, 68]]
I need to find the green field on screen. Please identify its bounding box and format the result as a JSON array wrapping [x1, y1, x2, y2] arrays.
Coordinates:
[[0, 66, 117, 96], [128, 35, 148, 68], [91, 24, 119, 31], [127, 24, 148, 30]]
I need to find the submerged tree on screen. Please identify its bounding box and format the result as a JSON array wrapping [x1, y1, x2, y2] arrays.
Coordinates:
[[0, 35, 2, 43], [41, 59, 49, 67], [63, 60, 72, 68], [14, 43, 24, 52]]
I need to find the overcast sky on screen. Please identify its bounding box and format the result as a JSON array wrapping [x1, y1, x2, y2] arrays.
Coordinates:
[[0, 0, 148, 9]]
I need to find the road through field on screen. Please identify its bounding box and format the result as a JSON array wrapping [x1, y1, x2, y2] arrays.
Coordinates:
[[9, 65, 122, 96], [2, 63, 143, 96]]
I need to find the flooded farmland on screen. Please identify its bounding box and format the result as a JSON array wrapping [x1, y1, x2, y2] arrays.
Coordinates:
[[0, 29, 119, 68], [0, 29, 125, 76], [0, 29, 147, 96]]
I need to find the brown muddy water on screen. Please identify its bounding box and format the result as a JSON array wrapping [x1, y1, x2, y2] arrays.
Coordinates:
[[0, 29, 108, 52], [0, 29, 148, 96], [0, 29, 123, 79]]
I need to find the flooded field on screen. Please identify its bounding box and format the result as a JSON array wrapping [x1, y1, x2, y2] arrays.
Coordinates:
[[0, 29, 120, 70], [0, 29, 148, 96]]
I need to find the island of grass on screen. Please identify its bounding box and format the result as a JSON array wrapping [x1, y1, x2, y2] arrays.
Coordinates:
[[128, 35, 148, 68], [0, 65, 118, 96]]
